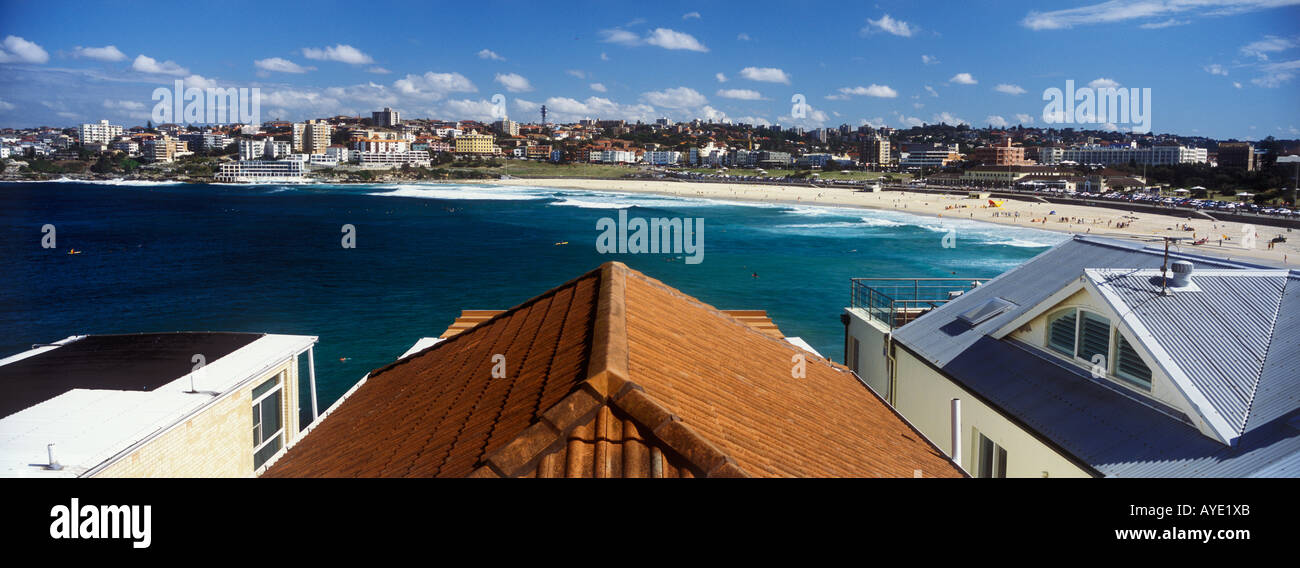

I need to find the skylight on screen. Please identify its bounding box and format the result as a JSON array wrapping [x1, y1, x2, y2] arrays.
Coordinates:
[[957, 298, 1015, 326]]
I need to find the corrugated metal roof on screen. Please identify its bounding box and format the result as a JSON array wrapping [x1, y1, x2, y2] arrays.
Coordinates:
[[1088, 269, 1288, 436], [890, 236, 1300, 477]]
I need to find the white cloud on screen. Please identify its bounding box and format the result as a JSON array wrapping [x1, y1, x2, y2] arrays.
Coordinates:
[[71, 45, 125, 62], [442, 98, 505, 122], [1139, 18, 1189, 29], [733, 116, 770, 126], [103, 99, 145, 111], [837, 84, 898, 98], [645, 28, 709, 52], [1088, 77, 1121, 88], [1252, 59, 1300, 87], [0, 99, 15, 111], [739, 66, 790, 84], [515, 95, 657, 123], [683, 11, 701, 20], [590, 83, 607, 92], [896, 113, 924, 127], [599, 29, 643, 46], [302, 44, 374, 64], [717, 88, 763, 100], [566, 69, 586, 79], [1015, 113, 1035, 124], [495, 72, 533, 93], [924, 85, 939, 97], [1241, 35, 1297, 60], [737, 33, 752, 41], [477, 49, 505, 61], [641, 86, 707, 109], [600, 52, 609, 61], [994, 83, 1027, 95], [715, 72, 727, 82], [921, 55, 939, 65], [1022, 1, 1300, 30], [1234, 81, 1244, 88], [183, 74, 217, 89], [862, 14, 916, 37], [368, 67, 391, 74], [0, 36, 49, 64], [1204, 63, 1229, 76], [949, 73, 977, 85], [394, 71, 477, 99], [933, 111, 968, 125], [255, 57, 314, 74], [986, 115, 1009, 127], [132, 54, 188, 76]]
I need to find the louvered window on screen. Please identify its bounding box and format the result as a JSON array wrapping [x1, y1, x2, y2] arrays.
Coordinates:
[[1115, 332, 1153, 390], [1078, 311, 1111, 363], [1047, 309, 1077, 356]]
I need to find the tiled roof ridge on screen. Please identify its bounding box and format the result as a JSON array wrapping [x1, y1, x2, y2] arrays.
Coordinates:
[[361, 266, 608, 381], [467, 261, 750, 478]]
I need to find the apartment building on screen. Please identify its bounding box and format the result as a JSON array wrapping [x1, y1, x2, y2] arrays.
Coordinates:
[[859, 135, 892, 167], [1060, 144, 1208, 166], [454, 132, 496, 155], [972, 138, 1033, 166], [216, 160, 307, 182], [372, 107, 401, 128], [1217, 142, 1256, 171], [78, 120, 124, 145], [0, 332, 319, 477]]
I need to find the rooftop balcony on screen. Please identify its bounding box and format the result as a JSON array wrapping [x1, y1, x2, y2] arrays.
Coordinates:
[[850, 277, 989, 330]]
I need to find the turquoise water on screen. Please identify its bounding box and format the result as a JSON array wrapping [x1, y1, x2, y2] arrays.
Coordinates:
[[0, 180, 1067, 420]]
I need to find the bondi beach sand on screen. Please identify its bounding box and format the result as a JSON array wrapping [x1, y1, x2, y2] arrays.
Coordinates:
[[486, 177, 1300, 267]]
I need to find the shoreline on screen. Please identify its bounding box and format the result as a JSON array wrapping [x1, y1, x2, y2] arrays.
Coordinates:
[[480, 177, 1300, 267]]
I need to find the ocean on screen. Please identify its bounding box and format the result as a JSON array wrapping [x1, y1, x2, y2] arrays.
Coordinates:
[[0, 180, 1068, 421]]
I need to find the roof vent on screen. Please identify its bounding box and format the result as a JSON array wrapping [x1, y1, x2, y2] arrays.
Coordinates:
[[1169, 260, 1194, 287]]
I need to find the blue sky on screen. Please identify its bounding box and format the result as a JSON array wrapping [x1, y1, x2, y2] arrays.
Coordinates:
[[0, 0, 1297, 140]]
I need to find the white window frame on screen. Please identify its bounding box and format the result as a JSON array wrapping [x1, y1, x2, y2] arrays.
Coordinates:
[[252, 372, 286, 470], [1043, 306, 1153, 393]]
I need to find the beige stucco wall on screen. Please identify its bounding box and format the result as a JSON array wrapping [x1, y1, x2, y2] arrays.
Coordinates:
[[844, 308, 893, 401], [892, 351, 1093, 478], [93, 357, 300, 478]]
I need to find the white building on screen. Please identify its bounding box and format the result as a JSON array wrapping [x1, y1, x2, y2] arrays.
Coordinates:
[[238, 139, 266, 161], [357, 150, 431, 167], [78, 120, 124, 145], [643, 150, 682, 165], [590, 150, 638, 164], [216, 160, 307, 183], [1059, 144, 1208, 166]]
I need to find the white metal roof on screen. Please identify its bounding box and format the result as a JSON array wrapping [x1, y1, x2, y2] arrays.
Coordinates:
[[0, 333, 316, 478]]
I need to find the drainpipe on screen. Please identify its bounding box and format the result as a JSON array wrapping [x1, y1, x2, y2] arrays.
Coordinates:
[[950, 399, 962, 467], [307, 346, 319, 421]]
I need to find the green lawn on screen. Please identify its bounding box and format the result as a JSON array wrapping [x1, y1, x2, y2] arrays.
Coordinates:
[[681, 167, 911, 181], [485, 161, 639, 179]]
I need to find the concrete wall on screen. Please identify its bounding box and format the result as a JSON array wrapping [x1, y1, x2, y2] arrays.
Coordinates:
[[892, 352, 1093, 478], [94, 357, 300, 478]]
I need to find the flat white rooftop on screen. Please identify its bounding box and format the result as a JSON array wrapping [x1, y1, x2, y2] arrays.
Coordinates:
[[0, 333, 316, 478]]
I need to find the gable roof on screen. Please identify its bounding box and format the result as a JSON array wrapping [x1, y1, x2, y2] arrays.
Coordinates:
[[892, 236, 1300, 477], [265, 262, 963, 478]]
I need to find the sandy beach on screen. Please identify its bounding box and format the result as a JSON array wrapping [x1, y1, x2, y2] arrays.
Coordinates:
[[485, 177, 1300, 267]]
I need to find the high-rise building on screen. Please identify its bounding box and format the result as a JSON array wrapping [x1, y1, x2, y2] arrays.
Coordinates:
[[302, 119, 332, 155], [454, 132, 496, 155], [372, 107, 401, 128], [859, 135, 892, 167], [78, 120, 123, 145], [1217, 142, 1256, 171], [492, 118, 519, 137]]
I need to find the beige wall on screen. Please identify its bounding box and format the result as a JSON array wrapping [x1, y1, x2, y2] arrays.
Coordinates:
[[892, 352, 1093, 478], [844, 308, 893, 401], [93, 358, 300, 478]]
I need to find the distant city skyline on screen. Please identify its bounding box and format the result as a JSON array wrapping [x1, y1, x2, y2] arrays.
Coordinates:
[[0, 0, 1298, 140]]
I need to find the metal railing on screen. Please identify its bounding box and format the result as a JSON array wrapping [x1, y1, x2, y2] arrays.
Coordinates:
[[850, 277, 989, 329]]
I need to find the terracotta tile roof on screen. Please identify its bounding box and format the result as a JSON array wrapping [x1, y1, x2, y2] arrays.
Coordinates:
[[440, 309, 783, 339], [265, 263, 964, 478]]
